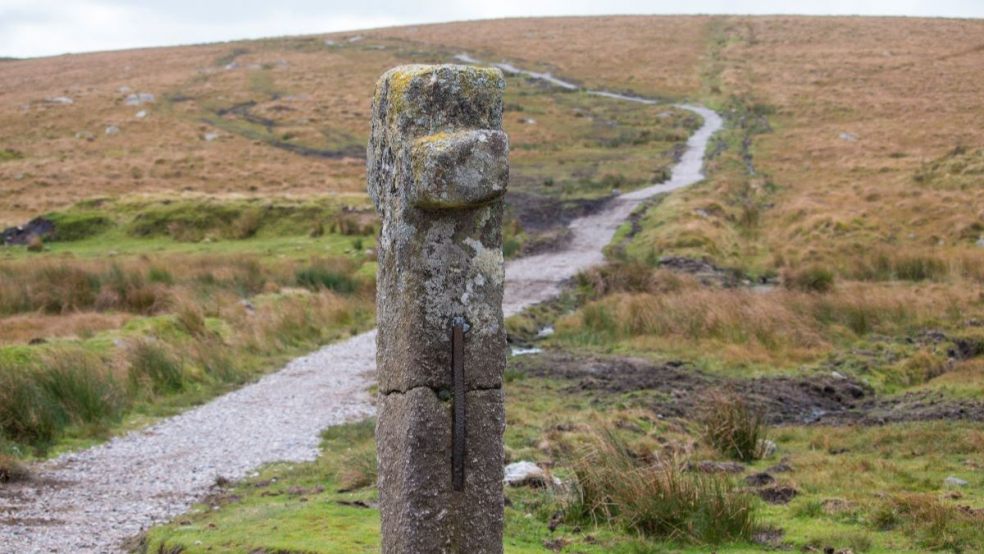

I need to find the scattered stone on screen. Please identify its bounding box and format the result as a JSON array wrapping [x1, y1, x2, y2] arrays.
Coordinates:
[[756, 485, 799, 504], [511, 346, 543, 356], [657, 256, 744, 287], [135, 110, 147, 119], [944, 476, 968, 487], [324, 39, 336, 46], [105, 125, 120, 136], [759, 439, 778, 458], [75, 131, 95, 141], [519, 117, 537, 125], [203, 132, 220, 142], [976, 237, 984, 248], [839, 131, 858, 142], [347, 35, 363, 43], [44, 96, 74, 105], [504, 461, 555, 488], [124, 92, 155, 106], [685, 460, 746, 474], [118, 85, 132, 94], [745, 472, 776, 487], [536, 326, 555, 338], [1, 217, 55, 246]]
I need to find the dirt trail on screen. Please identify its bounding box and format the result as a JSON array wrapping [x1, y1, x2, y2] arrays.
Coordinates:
[[0, 60, 722, 553]]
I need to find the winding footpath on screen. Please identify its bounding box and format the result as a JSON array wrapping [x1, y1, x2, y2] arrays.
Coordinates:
[[0, 58, 723, 553]]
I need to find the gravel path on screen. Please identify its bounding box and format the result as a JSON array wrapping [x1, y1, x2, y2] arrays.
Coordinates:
[[0, 58, 722, 553]]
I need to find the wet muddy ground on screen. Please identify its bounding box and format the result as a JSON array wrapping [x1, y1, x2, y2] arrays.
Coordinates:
[[511, 351, 984, 425]]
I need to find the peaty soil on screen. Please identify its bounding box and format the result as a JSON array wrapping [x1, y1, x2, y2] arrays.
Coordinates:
[[511, 351, 984, 425]]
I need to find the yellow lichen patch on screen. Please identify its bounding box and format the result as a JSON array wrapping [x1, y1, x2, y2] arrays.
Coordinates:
[[383, 64, 504, 121]]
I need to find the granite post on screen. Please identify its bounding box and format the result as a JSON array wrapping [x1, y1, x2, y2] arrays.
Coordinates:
[[368, 64, 509, 553]]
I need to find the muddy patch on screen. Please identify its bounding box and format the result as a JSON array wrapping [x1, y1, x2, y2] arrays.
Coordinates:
[[511, 352, 984, 425]]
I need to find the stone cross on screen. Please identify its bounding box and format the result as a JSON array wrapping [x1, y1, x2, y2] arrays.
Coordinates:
[[368, 64, 509, 553]]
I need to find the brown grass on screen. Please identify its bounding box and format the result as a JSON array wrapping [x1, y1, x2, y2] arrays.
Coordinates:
[[557, 280, 974, 366], [0, 453, 30, 483], [0, 312, 131, 346]]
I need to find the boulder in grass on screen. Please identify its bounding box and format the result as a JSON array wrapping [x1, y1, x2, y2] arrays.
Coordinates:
[[504, 461, 556, 488]]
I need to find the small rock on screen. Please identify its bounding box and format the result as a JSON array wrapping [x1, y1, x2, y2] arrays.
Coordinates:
[[135, 110, 147, 119], [324, 39, 336, 46], [105, 125, 120, 136], [976, 237, 984, 248], [831, 371, 846, 379], [118, 85, 132, 94], [536, 326, 554, 338], [519, 117, 536, 125], [124, 92, 155, 106], [347, 35, 364, 43], [203, 132, 220, 142], [45, 96, 74, 105], [944, 476, 968, 487], [759, 439, 778, 458], [504, 461, 556, 488], [839, 131, 858, 142], [75, 131, 95, 141]]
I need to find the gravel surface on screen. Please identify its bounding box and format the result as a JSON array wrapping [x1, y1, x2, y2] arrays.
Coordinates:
[[0, 59, 722, 553]]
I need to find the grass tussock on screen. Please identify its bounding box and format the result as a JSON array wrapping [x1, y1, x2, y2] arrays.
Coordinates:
[[567, 429, 756, 545], [851, 250, 951, 283], [127, 340, 185, 396], [782, 264, 834, 293], [699, 392, 768, 462], [0, 453, 30, 483], [871, 494, 984, 552], [0, 348, 125, 446]]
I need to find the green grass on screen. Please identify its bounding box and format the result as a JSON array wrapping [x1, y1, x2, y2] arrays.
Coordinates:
[[0, 200, 378, 455], [140, 359, 984, 553]]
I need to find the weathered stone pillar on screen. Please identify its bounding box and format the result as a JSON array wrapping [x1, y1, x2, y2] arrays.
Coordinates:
[[368, 65, 509, 553]]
